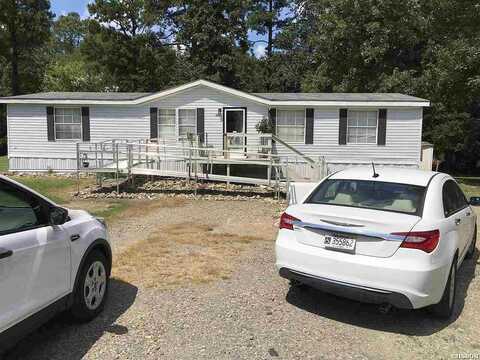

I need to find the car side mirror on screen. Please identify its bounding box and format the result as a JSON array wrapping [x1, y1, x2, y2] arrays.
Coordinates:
[[49, 207, 69, 225], [469, 197, 480, 206]]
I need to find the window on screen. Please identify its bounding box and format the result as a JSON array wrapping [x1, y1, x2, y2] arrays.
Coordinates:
[[158, 109, 176, 138], [178, 109, 196, 137], [0, 181, 48, 235], [347, 110, 377, 144], [306, 179, 425, 215], [276, 109, 305, 143], [55, 107, 82, 140], [442, 180, 468, 217]]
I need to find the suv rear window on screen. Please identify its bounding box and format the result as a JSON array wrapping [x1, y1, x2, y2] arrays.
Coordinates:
[[306, 179, 426, 215]]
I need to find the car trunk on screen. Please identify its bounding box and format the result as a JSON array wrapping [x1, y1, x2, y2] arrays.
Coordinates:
[[287, 204, 421, 258]]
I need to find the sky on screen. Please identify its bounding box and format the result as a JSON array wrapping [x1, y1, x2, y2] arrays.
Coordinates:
[[50, 0, 268, 57]]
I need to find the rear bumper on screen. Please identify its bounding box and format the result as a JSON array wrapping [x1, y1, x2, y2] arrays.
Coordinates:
[[276, 230, 451, 309], [279, 267, 413, 309]]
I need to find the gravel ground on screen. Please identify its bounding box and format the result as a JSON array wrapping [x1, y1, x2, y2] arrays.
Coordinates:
[[3, 201, 479, 360]]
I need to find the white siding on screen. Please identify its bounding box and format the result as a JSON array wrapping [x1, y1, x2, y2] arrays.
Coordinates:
[[273, 107, 423, 167], [149, 85, 268, 149], [6, 86, 423, 172]]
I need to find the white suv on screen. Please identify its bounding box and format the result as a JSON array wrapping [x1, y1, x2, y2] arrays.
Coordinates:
[[276, 167, 477, 317], [0, 175, 111, 352]]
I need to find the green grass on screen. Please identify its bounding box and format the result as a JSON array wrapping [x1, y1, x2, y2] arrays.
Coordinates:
[[89, 201, 130, 221], [11, 176, 81, 204], [0, 156, 8, 172], [456, 177, 480, 199]]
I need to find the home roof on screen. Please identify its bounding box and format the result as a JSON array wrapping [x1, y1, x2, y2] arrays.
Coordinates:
[[254, 92, 428, 102], [4, 92, 153, 101], [0, 79, 430, 107]]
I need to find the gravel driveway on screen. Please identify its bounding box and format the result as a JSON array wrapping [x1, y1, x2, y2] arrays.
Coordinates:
[[3, 200, 479, 360]]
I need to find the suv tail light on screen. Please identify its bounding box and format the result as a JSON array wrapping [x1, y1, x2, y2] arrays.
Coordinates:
[[279, 212, 300, 230], [392, 230, 440, 253]]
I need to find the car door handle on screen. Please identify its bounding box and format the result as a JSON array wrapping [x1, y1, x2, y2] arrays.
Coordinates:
[[0, 248, 13, 260], [455, 218, 462, 225], [70, 234, 80, 242]]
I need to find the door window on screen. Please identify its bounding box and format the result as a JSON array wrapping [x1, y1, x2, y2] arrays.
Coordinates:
[[0, 181, 48, 236], [225, 110, 244, 133], [442, 180, 467, 217]]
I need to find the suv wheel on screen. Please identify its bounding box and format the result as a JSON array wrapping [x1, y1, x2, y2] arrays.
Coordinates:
[[430, 256, 457, 318], [71, 250, 110, 322]]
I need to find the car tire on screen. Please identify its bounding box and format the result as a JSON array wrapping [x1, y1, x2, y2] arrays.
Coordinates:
[[430, 256, 457, 318], [466, 226, 477, 259], [70, 250, 110, 322]]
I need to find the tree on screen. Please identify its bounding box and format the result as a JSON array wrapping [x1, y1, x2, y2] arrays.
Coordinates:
[[0, 0, 53, 95], [81, 0, 178, 91], [248, 0, 291, 59], [171, 0, 251, 87], [53, 12, 86, 54]]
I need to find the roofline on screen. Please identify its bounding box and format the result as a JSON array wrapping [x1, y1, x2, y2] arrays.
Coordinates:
[[0, 79, 430, 107]]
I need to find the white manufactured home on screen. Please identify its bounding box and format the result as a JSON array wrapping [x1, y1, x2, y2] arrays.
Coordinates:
[[0, 79, 430, 179]]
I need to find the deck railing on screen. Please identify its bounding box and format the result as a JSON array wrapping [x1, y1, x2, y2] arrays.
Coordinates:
[[76, 137, 328, 193]]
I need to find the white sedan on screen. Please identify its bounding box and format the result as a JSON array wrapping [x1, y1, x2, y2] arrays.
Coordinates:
[[0, 175, 111, 352], [276, 167, 477, 317]]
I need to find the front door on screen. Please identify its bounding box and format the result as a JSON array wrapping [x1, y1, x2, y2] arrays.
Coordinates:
[[224, 108, 246, 154]]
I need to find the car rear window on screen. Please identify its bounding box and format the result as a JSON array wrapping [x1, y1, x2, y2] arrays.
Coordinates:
[[305, 179, 426, 215]]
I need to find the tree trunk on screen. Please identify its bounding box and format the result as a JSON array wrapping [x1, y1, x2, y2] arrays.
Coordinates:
[[11, 28, 19, 95], [266, 0, 273, 58]]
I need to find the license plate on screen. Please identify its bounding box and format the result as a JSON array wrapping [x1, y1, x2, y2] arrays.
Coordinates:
[[324, 234, 356, 251]]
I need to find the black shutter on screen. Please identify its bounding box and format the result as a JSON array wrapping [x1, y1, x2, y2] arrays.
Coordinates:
[[305, 108, 314, 144], [269, 108, 276, 135], [339, 108, 348, 145], [150, 107, 158, 139], [81, 107, 90, 142], [377, 109, 387, 146], [196, 108, 205, 143], [47, 106, 55, 141]]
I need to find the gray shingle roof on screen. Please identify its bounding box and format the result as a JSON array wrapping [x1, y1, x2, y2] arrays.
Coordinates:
[[2, 92, 153, 101], [253, 92, 429, 102], [0, 87, 429, 104]]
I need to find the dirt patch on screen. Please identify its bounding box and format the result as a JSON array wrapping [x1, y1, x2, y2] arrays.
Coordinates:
[[113, 222, 271, 288]]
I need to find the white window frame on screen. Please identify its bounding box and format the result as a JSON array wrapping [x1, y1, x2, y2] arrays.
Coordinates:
[[54, 106, 82, 141], [275, 108, 306, 144], [177, 108, 197, 139], [224, 108, 246, 134], [346, 110, 378, 145], [157, 108, 176, 139]]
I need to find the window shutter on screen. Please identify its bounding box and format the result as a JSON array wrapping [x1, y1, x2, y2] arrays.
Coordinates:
[[196, 108, 205, 143], [377, 109, 387, 146], [305, 108, 314, 144], [339, 109, 348, 145], [269, 108, 276, 134], [150, 107, 158, 139], [47, 106, 55, 141], [81, 107, 90, 142]]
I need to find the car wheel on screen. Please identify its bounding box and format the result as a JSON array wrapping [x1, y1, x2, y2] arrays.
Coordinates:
[[430, 256, 457, 318], [466, 226, 477, 259], [70, 250, 110, 322]]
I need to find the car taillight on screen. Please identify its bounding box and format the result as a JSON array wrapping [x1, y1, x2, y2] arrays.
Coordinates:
[[279, 212, 300, 230], [392, 230, 440, 253]]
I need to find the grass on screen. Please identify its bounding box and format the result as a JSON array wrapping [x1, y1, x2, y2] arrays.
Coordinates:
[[0, 156, 7, 172], [456, 177, 480, 199], [113, 222, 270, 288], [10, 176, 92, 204], [88, 200, 131, 221]]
